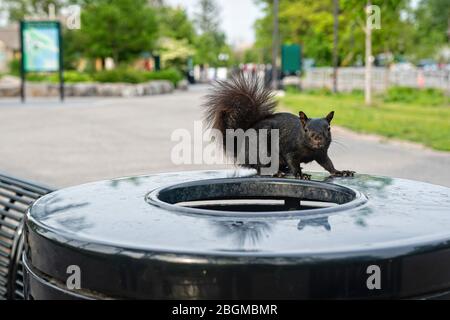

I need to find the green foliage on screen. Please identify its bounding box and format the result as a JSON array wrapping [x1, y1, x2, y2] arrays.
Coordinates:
[[158, 38, 195, 71], [25, 73, 49, 82], [62, 71, 93, 83], [25, 71, 93, 83], [243, 48, 261, 64], [22, 68, 182, 85], [301, 88, 364, 97], [71, 0, 158, 63], [302, 88, 334, 96], [155, 5, 197, 71], [383, 86, 448, 106], [195, 0, 220, 34], [413, 0, 450, 60], [156, 6, 196, 43], [92, 68, 147, 84], [91, 68, 182, 85], [194, 32, 230, 67], [284, 85, 301, 94], [63, 29, 83, 70], [193, 0, 231, 67], [281, 90, 450, 151], [143, 69, 183, 86], [254, 0, 418, 66], [8, 58, 20, 76]]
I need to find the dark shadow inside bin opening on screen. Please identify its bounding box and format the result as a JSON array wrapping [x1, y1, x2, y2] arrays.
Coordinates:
[[147, 178, 367, 217]]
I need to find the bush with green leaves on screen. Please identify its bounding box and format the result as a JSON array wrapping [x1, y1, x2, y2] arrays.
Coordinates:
[[92, 68, 146, 84], [25, 71, 93, 83], [19, 67, 183, 85], [62, 71, 93, 83], [142, 69, 183, 86], [92, 68, 183, 85], [8, 58, 20, 76]]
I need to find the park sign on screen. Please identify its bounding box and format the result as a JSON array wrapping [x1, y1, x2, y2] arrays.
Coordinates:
[[21, 21, 61, 72], [20, 21, 64, 101], [281, 44, 302, 75]]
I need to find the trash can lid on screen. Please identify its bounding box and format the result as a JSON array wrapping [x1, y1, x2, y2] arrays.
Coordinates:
[[25, 170, 450, 299]]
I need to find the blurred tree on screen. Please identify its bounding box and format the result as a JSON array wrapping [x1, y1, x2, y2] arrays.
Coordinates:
[[413, 0, 450, 58], [158, 37, 195, 70], [193, 0, 230, 67], [71, 0, 158, 64], [154, 6, 197, 71], [340, 0, 414, 65], [156, 6, 196, 44], [254, 0, 415, 66], [195, 0, 220, 34], [243, 47, 262, 64], [62, 27, 81, 70]]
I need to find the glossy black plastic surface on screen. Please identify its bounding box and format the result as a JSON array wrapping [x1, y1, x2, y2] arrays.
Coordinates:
[[24, 170, 450, 299]]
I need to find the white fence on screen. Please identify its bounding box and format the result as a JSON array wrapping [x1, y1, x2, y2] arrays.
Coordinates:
[[301, 67, 450, 92]]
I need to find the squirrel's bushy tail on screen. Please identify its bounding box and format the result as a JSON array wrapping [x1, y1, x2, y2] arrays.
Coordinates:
[[203, 72, 276, 137]]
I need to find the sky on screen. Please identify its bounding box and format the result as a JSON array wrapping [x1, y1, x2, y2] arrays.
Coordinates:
[[166, 0, 264, 48]]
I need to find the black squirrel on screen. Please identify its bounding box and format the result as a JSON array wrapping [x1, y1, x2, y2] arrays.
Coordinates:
[[204, 73, 354, 179]]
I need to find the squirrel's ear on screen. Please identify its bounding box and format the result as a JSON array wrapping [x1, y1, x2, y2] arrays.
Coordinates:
[[299, 111, 309, 127], [326, 111, 334, 123]]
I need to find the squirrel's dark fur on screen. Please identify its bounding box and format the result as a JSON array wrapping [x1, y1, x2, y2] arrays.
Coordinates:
[[204, 72, 354, 178]]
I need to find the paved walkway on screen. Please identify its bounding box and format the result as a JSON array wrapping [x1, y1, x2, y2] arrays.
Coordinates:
[[0, 85, 449, 187]]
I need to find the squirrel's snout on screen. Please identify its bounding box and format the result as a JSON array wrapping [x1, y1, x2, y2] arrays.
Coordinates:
[[311, 134, 323, 143], [309, 133, 326, 148]]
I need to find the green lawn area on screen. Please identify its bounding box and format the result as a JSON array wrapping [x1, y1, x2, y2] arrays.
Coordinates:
[[280, 88, 450, 151]]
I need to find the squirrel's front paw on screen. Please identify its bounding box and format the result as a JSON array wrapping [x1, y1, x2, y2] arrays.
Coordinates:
[[331, 170, 355, 177], [295, 173, 311, 180]]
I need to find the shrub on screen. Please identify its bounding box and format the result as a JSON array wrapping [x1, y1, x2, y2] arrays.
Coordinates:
[[25, 71, 93, 83], [62, 71, 93, 83], [92, 68, 183, 85], [8, 58, 20, 76], [19, 67, 184, 85], [142, 68, 183, 86], [26, 73, 50, 82], [92, 67, 146, 84], [384, 86, 447, 106]]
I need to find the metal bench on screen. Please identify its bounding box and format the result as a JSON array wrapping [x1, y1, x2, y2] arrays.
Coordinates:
[[0, 173, 54, 300]]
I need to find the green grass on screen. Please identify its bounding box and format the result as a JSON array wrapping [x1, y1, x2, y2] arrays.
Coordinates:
[[280, 89, 450, 151]]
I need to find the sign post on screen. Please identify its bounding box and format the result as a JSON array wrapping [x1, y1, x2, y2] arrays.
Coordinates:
[[20, 21, 64, 102]]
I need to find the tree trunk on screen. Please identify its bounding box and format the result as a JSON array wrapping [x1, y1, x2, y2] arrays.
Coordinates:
[[365, 0, 372, 106], [272, 0, 279, 90], [332, 0, 339, 93]]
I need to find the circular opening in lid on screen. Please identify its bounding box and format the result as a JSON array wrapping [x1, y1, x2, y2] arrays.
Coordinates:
[[146, 177, 367, 218]]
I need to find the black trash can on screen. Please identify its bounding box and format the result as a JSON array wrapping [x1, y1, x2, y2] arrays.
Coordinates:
[[23, 170, 450, 299]]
